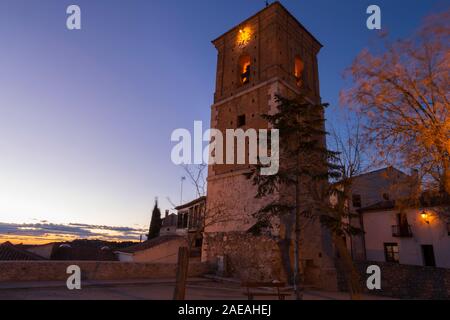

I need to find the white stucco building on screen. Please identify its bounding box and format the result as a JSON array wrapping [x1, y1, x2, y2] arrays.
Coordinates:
[[342, 167, 450, 269], [345, 167, 419, 260], [359, 202, 450, 268]]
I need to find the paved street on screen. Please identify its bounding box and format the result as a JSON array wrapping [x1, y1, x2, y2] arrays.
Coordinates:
[[0, 279, 391, 300]]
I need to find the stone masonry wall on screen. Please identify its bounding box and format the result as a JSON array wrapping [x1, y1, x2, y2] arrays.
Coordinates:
[[203, 232, 288, 282], [337, 261, 450, 300], [204, 231, 338, 290], [0, 262, 212, 282]]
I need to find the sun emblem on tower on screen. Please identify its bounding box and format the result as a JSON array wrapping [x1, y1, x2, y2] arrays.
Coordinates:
[[237, 27, 252, 48]]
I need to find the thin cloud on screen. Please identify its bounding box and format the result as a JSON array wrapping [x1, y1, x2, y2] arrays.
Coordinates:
[[0, 222, 146, 243]]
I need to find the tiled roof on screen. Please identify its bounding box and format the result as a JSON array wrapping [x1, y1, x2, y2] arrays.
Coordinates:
[[358, 200, 397, 213], [0, 242, 46, 261], [115, 235, 184, 254], [358, 194, 450, 213], [175, 196, 206, 211], [353, 166, 410, 180]]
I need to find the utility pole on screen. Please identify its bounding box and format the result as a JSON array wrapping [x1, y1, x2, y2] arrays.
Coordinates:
[[180, 176, 186, 205]]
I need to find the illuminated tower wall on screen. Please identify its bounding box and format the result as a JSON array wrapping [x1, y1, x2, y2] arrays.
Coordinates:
[[203, 2, 337, 289]]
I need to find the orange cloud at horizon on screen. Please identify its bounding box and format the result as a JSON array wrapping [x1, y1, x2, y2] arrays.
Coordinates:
[[0, 221, 146, 246], [0, 234, 140, 246]]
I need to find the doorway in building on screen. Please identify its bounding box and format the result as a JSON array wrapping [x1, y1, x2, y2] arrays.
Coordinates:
[[421, 245, 436, 267]]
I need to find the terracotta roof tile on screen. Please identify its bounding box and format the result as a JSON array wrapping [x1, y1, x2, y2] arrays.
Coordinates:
[[0, 242, 46, 261], [175, 196, 206, 211]]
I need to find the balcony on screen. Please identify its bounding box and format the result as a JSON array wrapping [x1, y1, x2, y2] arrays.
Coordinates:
[[392, 225, 413, 238]]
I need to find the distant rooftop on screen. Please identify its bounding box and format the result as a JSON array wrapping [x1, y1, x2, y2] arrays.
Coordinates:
[[353, 166, 412, 179], [175, 196, 206, 211], [115, 235, 184, 254], [0, 242, 45, 261]]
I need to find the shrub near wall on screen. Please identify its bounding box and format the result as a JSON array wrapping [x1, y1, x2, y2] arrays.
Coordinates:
[[0, 262, 212, 282], [337, 261, 450, 300]]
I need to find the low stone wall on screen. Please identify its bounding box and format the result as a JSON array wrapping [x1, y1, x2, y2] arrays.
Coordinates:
[[337, 261, 450, 300], [0, 261, 212, 282]]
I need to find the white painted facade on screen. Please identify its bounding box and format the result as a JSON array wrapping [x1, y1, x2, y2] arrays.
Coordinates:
[[115, 252, 134, 262], [345, 167, 418, 260], [115, 237, 187, 263], [25, 243, 56, 259]]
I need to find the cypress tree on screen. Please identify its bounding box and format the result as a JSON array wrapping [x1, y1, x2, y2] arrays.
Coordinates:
[[148, 199, 162, 240]]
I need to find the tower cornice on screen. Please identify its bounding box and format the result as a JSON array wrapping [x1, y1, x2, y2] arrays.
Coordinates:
[[211, 1, 322, 49]]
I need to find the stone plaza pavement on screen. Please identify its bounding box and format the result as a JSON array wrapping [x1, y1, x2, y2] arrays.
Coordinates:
[[0, 278, 393, 300]]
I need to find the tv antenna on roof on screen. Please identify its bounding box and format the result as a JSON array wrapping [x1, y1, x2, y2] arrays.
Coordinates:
[[265, 0, 270, 7]]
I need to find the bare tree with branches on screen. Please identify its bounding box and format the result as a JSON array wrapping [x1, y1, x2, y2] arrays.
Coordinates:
[[173, 164, 241, 300], [341, 10, 450, 196], [324, 119, 368, 299], [183, 164, 208, 198], [329, 117, 366, 179]]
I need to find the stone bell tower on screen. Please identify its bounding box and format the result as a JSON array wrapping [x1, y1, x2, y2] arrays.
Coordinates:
[[203, 2, 337, 289]]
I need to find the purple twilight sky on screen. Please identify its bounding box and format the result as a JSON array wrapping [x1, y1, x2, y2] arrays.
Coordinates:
[[0, 0, 447, 235]]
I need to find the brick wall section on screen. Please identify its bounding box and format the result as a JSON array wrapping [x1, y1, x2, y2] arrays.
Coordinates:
[[0, 262, 212, 282], [205, 2, 338, 292], [337, 261, 450, 300]]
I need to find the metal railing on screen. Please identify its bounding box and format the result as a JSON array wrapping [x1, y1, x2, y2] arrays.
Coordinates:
[[392, 225, 413, 238]]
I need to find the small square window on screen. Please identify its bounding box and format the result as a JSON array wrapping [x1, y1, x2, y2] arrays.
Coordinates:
[[237, 115, 246, 127], [384, 243, 399, 263], [352, 194, 362, 208], [383, 193, 390, 201], [195, 238, 203, 248]]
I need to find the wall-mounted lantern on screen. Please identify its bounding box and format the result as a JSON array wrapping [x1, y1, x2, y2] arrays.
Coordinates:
[[420, 211, 430, 224]]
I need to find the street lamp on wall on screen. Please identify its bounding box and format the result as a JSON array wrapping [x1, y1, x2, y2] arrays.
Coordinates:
[[421, 211, 430, 224]]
